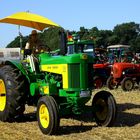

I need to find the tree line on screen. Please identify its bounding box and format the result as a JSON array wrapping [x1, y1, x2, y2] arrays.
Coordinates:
[[7, 22, 140, 52]]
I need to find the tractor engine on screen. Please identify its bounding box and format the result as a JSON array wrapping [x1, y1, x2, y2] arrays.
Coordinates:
[[36, 52, 94, 115]]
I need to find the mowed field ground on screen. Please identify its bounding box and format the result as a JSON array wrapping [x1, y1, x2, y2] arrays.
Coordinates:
[[0, 88, 140, 140]]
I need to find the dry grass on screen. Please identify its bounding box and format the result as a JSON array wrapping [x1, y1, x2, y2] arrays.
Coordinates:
[[0, 88, 140, 140]]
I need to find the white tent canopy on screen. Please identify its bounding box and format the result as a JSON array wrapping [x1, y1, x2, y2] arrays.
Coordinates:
[[107, 45, 130, 49]]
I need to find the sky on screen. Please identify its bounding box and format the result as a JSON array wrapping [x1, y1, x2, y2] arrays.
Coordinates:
[[0, 0, 139, 48]]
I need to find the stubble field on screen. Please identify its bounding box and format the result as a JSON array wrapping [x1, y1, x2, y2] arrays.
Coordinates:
[[0, 88, 140, 140]]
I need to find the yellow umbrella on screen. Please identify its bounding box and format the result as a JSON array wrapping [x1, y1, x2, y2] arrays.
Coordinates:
[[0, 12, 60, 31]]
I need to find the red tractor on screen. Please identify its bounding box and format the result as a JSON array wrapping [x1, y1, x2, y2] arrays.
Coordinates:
[[93, 48, 112, 89], [93, 63, 111, 88], [106, 62, 140, 91]]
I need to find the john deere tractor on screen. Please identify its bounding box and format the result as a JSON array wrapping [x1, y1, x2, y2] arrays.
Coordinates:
[[0, 31, 117, 135]]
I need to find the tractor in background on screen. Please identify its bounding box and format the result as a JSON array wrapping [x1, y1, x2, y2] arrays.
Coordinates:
[[93, 48, 111, 88], [107, 44, 131, 64], [106, 61, 140, 91], [93, 45, 132, 89], [106, 50, 140, 91], [106, 45, 140, 91], [0, 31, 117, 135], [93, 63, 111, 88]]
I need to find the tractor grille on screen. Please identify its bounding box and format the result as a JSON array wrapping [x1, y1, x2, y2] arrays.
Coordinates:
[[88, 63, 94, 88], [68, 64, 80, 88]]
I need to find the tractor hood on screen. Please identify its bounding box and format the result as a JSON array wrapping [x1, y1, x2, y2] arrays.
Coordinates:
[[39, 53, 93, 65], [113, 62, 136, 78]]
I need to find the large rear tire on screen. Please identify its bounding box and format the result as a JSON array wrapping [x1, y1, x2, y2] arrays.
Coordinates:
[[37, 96, 60, 135], [0, 65, 26, 122], [92, 91, 117, 127]]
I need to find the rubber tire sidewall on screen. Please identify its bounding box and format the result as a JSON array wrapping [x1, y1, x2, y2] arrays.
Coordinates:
[[106, 76, 116, 90], [37, 96, 59, 135], [0, 65, 26, 122], [92, 90, 117, 127], [121, 77, 134, 91]]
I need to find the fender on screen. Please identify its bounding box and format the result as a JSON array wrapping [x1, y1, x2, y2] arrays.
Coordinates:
[[5, 60, 30, 83]]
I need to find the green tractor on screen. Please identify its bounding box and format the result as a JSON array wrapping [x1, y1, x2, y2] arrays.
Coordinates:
[[0, 31, 117, 135]]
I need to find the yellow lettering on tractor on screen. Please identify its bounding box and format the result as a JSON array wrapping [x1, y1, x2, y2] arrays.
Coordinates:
[[41, 64, 68, 89]]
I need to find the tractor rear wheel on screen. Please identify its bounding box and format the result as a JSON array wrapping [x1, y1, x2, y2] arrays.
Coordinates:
[[92, 91, 117, 126], [37, 96, 60, 135], [121, 77, 134, 91], [0, 65, 26, 122], [106, 76, 118, 90]]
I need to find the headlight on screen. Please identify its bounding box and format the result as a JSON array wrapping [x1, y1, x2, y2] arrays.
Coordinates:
[[80, 90, 91, 97], [81, 54, 88, 60], [122, 71, 125, 75]]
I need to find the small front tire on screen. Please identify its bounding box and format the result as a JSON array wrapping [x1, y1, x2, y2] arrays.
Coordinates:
[[121, 77, 134, 91], [37, 96, 59, 135]]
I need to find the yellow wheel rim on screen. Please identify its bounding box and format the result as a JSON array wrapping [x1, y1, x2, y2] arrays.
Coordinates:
[[95, 99, 108, 121], [0, 79, 6, 111], [39, 104, 50, 128]]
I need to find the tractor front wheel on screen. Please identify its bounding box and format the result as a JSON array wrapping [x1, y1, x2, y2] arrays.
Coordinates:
[[37, 96, 60, 135], [121, 77, 134, 91], [92, 91, 117, 127]]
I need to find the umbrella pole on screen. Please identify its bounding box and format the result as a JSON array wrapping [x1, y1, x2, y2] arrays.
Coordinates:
[[18, 25, 23, 49], [18, 25, 24, 60]]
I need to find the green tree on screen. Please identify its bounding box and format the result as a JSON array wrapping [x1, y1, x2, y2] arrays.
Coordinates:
[[40, 27, 62, 51], [113, 22, 139, 45], [7, 36, 28, 48], [78, 27, 89, 39], [131, 35, 140, 52], [6, 27, 62, 51], [6, 22, 140, 53]]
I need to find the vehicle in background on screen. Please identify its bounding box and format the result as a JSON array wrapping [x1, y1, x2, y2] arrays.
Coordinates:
[[106, 44, 140, 91], [107, 45, 131, 64], [0, 48, 21, 65], [94, 48, 108, 63]]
